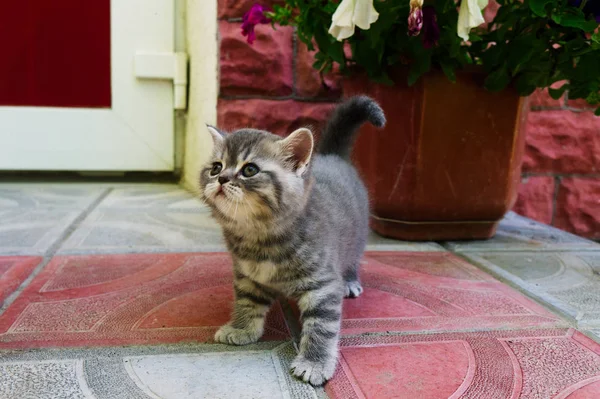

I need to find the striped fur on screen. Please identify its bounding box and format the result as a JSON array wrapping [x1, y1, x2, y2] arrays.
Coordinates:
[[199, 96, 385, 386]]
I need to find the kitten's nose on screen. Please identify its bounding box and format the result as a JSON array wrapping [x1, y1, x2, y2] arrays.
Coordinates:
[[218, 175, 230, 185]]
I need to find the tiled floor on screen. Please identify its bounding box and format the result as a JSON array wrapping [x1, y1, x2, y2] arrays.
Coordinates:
[[1, 183, 600, 398]]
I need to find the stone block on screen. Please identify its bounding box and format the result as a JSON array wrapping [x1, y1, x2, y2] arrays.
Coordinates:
[[523, 110, 600, 174], [217, 98, 335, 135], [555, 177, 600, 239], [219, 22, 293, 97], [296, 40, 342, 99], [513, 176, 555, 225]]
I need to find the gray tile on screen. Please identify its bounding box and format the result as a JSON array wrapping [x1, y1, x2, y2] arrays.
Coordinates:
[[0, 343, 318, 399], [0, 360, 92, 399], [0, 209, 81, 255], [98, 185, 204, 210], [0, 185, 105, 210], [125, 352, 287, 399], [465, 251, 600, 329], [56, 185, 226, 254], [445, 212, 598, 252], [58, 207, 225, 254], [366, 231, 445, 251]]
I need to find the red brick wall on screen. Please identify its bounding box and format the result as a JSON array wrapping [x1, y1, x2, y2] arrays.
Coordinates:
[[217, 1, 600, 239], [515, 90, 600, 239]]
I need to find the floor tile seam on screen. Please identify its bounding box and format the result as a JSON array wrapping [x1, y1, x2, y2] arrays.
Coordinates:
[[452, 252, 581, 328], [445, 247, 600, 253], [0, 341, 286, 361], [0, 188, 113, 315], [339, 324, 573, 341]]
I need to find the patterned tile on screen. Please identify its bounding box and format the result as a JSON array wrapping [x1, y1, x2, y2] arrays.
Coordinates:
[[445, 212, 598, 252], [0, 253, 290, 349], [97, 185, 205, 210], [58, 208, 225, 254], [0, 359, 93, 398], [58, 186, 225, 254], [465, 251, 600, 330], [0, 342, 318, 399], [0, 257, 41, 307], [326, 329, 600, 399], [0, 209, 82, 256], [336, 252, 564, 335], [0, 185, 106, 256], [0, 185, 105, 210]]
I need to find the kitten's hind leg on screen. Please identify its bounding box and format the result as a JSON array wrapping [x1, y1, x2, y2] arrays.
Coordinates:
[[214, 277, 273, 345], [343, 266, 363, 298]]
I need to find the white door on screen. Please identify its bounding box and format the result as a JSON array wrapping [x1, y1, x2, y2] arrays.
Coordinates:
[[0, 0, 185, 171]]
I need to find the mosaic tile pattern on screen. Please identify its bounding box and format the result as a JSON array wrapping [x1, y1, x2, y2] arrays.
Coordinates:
[[445, 212, 599, 252], [0, 257, 40, 306], [337, 252, 564, 334], [465, 251, 600, 330], [58, 186, 226, 254], [0, 343, 319, 399], [0, 209, 82, 256], [1, 182, 599, 398], [0, 185, 105, 210], [0, 253, 290, 349], [0, 186, 106, 256], [326, 329, 600, 399]]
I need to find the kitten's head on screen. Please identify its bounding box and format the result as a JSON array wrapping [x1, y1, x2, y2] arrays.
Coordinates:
[[199, 125, 314, 228]]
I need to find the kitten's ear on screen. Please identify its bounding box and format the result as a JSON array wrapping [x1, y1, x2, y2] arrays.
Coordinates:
[[280, 128, 314, 176], [206, 124, 225, 147]]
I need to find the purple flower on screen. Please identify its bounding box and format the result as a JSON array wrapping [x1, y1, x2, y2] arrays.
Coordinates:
[[408, 0, 424, 37], [421, 6, 440, 48], [241, 4, 271, 44], [570, 0, 600, 23]]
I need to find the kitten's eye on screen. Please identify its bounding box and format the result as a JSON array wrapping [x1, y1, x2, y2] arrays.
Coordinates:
[[210, 162, 223, 176], [241, 163, 259, 178]]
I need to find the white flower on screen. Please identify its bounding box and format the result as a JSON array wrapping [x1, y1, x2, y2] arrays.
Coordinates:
[[457, 0, 488, 41], [328, 0, 380, 41]]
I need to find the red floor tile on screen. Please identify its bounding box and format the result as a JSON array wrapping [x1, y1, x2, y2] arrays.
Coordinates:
[[339, 252, 563, 334], [0, 253, 290, 349], [326, 329, 600, 399], [0, 257, 41, 305]]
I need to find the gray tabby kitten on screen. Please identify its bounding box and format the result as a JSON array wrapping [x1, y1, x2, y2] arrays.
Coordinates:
[[199, 96, 385, 386]]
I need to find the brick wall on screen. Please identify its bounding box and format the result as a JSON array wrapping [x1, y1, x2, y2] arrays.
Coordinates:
[[217, 0, 600, 239], [515, 90, 600, 239]]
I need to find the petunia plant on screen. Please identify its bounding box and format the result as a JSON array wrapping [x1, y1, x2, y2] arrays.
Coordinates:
[[243, 0, 600, 113]]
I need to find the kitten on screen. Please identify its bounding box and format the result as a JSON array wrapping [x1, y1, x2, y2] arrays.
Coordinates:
[[199, 96, 385, 386]]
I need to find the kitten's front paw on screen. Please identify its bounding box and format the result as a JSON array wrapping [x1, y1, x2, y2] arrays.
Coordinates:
[[291, 356, 337, 386], [214, 324, 262, 345]]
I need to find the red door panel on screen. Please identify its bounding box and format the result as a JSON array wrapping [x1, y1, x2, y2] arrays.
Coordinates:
[[0, 0, 111, 108]]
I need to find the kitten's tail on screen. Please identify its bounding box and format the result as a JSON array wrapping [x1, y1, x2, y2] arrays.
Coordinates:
[[317, 95, 386, 160]]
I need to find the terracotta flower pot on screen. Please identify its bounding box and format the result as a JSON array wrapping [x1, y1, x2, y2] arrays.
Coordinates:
[[345, 68, 529, 241]]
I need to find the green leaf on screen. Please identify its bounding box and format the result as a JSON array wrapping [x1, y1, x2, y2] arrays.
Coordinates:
[[440, 61, 457, 83], [595, 107, 600, 116], [529, 0, 553, 17], [548, 84, 569, 100], [407, 49, 432, 86], [552, 10, 599, 32], [485, 64, 511, 92], [515, 73, 538, 96], [586, 91, 600, 105]]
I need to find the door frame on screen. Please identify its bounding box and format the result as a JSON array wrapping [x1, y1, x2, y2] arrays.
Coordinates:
[[0, 0, 176, 171]]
